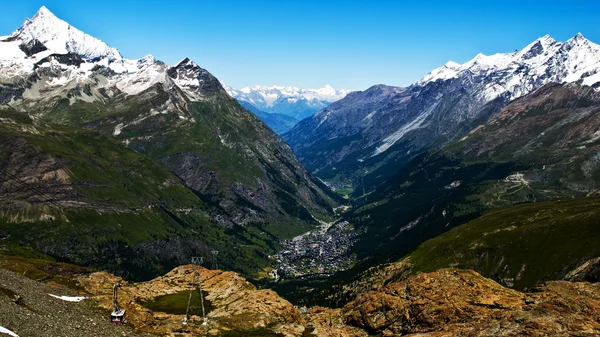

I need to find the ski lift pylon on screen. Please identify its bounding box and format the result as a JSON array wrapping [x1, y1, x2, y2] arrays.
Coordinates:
[[110, 283, 126, 323], [183, 256, 208, 327]]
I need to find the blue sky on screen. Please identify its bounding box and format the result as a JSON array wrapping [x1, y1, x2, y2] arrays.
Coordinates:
[[2, 1, 600, 90]]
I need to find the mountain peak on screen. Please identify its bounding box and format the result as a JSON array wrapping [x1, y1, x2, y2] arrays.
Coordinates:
[[567, 32, 588, 44], [563, 32, 593, 51], [32, 6, 56, 20], [518, 34, 557, 60], [11, 6, 122, 62], [444, 61, 461, 69], [174, 57, 198, 68], [535, 34, 557, 47], [315, 84, 338, 96]]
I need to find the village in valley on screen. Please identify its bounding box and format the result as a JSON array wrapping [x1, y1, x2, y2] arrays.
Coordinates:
[[272, 219, 358, 280]]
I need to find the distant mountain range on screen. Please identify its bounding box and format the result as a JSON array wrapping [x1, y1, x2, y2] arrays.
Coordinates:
[[223, 84, 349, 133]]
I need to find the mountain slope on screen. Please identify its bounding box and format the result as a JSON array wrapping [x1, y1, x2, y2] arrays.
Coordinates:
[[285, 34, 600, 194], [341, 82, 600, 279], [237, 100, 299, 134], [408, 196, 600, 290], [0, 7, 337, 280], [0, 109, 318, 280]]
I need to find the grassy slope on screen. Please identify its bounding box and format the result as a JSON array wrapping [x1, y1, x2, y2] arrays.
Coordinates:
[[43, 88, 336, 227], [0, 116, 293, 280], [409, 197, 600, 290]]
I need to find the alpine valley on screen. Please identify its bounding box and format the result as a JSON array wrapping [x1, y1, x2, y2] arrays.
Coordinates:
[[279, 34, 600, 307], [1, 5, 600, 337]]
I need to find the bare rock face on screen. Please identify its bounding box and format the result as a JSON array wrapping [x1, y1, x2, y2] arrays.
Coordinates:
[[76, 265, 304, 335], [6, 259, 600, 337], [342, 268, 600, 336]]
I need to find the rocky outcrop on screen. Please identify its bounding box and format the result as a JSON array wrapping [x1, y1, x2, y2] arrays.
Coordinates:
[[77, 265, 304, 335], [4, 257, 600, 337], [343, 268, 600, 336], [76, 264, 600, 336], [566, 257, 600, 283], [74, 264, 373, 336]]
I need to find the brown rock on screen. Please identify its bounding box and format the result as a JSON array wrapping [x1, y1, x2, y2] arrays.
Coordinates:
[[342, 268, 600, 336], [76, 265, 304, 335]]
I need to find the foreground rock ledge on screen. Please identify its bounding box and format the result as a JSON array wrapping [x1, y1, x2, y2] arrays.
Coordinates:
[[73, 266, 600, 336], [343, 268, 600, 336]]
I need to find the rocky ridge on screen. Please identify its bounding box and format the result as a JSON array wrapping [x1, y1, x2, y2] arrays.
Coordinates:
[[3, 256, 599, 337], [344, 268, 600, 336]]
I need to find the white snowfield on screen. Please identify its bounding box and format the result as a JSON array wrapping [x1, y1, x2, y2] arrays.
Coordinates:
[[0, 326, 19, 337], [48, 294, 88, 302]]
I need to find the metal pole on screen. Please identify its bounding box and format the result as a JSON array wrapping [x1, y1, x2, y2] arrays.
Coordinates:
[[198, 270, 207, 325], [212, 250, 219, 270], [187, 257, 208, 326], [183, 270, 196, 324]]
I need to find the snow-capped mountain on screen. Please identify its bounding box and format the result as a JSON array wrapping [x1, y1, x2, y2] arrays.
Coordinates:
[[0, 6, 336, 230], [419, 33, 600, 98], [0, 6, 227, 114], [10, 6, 121, 62], [224, 84, 349, 121], [284, 33, 600, 191]]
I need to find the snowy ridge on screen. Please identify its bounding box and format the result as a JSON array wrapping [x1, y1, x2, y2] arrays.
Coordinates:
[[223, 84, 349, 108], [0, 6, 222, 103], [223, 83, 350, 120], [373, 33, 600, 156], [9, 6, 121, 62], [419, 33, 600, 97]]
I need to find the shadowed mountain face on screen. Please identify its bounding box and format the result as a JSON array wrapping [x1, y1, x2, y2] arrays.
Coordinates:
[[343, 82, 600, 277], [0, 7, 337, 280], [284, 34, 600, 195], [237, 100, 299, 134]]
